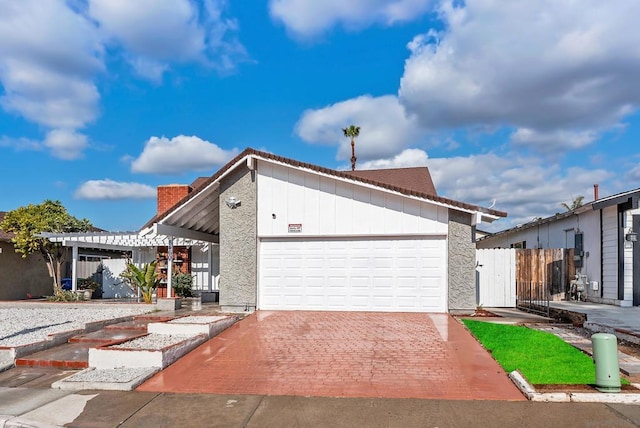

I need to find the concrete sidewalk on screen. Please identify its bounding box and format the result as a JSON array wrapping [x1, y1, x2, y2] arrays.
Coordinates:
[[550, 301, 640, 339], [2, 388, 640, 427]]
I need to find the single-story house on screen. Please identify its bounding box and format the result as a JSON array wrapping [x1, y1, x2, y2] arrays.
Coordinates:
[[142, 148, 505, 313], [477, 186, 640, 307]]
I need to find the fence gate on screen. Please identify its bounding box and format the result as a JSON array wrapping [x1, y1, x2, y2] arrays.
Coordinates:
[[476, 248, 516, 307]]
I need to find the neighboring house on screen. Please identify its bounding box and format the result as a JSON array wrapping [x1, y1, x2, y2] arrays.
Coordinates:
[[1, 212, 127, 300], [0, 211, 52, 300], [144, 148, 505, 313], [477, 187, 640, 307]]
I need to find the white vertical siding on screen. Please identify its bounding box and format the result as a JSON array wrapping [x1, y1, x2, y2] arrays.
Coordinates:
[[602, 206, 618, 300], [257, 162, 449, 237], [622, 211, 636, 303], [191, 245, 219, 291]]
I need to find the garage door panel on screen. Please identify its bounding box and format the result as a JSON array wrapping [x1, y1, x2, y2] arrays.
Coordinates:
[[259, 238, 446, 312]]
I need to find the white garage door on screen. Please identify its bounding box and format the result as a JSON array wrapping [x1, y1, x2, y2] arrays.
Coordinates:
[[258, 237, 447, 312]]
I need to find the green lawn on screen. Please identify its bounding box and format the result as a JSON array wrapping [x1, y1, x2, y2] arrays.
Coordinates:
[[462, 319, 597, 384]]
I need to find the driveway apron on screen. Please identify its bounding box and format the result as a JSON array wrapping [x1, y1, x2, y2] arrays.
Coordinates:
[[138, 311, 524, 400]]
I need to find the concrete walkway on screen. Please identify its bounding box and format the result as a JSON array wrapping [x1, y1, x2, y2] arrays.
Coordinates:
[[550, 301, 640, 338]]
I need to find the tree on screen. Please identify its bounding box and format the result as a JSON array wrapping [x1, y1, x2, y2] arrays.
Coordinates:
[[0, 200, 93, 293], [561, 195, 585, 212], [342, 125, 361, 171]]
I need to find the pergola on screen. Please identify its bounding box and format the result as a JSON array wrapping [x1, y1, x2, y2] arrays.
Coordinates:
[[43, 223, 219, 300], [43, 167, 224, 299]]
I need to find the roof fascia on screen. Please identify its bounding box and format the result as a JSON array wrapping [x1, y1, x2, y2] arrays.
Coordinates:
[[592, 191, 640, 210]]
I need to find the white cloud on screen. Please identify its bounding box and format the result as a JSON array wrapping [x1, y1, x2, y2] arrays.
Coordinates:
[[88, 0, 247, 80], [0, 0, 102, 134], [269, 0, 434, 38], [398, 0, 640, 136], [130, 135, 238, 174], [43, 129, 88, 160], [423, 152, 612, 230], [0, 0, 247, 159], [358, 148, 429, 169], [349, 148, 614, 230], [625, 164, 640, 182], [0, 135, 42, 151], [74, 179, 156, 200], [510, 129, 598, 153], [296, 95, 423, 161], [89, 0, 204, 61]]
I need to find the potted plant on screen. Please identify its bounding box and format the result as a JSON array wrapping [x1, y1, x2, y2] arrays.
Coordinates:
[[78, 278, 100, 300]]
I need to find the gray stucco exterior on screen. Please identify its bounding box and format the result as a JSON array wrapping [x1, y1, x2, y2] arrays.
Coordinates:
[[219, 165, 258, 312], [0, 241, 53, 300], [447, 210, 476, 313]]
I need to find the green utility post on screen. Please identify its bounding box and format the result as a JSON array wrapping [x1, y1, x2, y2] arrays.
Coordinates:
[[591, 333, 621, 393]]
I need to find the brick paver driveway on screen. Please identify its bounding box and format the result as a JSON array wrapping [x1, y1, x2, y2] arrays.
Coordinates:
[[138, 311, 524, 400]]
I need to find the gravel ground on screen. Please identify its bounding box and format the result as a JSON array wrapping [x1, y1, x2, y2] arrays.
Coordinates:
[[109, 333, 193, 350], [66, 367, 157, 383], [0, 306, 150, 347]]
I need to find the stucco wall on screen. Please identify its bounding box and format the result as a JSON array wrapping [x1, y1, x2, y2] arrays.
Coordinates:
[[448, 210, 476, 312], [0, 241, 53, 300], [219, 165, 257, 312]]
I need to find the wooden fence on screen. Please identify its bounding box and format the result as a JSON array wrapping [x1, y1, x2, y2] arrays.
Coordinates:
[[515, 248, 575, 315], [476, 248, 575, 311]]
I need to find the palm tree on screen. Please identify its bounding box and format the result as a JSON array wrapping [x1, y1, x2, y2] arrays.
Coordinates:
[[342, 125, 361, 171], [561, 195, 584, 212]]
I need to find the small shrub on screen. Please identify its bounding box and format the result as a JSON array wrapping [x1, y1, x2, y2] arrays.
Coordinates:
[[78, 278, 100, 291], [173, 273, 194, 297], [48, 289, 82, 302]]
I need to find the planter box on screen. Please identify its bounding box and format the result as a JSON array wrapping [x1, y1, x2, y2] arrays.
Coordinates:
[[147, 315, 236, 338], [156, 297, 182, 311], [89, 333, 207, 369]]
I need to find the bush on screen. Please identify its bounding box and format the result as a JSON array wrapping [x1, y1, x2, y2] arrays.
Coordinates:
[[172, 273, 194, 297], [78, 278, 100, 291], [48, 289, 83, 302]]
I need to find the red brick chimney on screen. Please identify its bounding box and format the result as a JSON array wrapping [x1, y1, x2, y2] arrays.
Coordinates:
[[157, 184, 192, 216]]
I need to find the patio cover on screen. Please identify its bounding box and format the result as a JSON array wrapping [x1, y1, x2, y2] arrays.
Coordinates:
[[41, 223, 219, 296]]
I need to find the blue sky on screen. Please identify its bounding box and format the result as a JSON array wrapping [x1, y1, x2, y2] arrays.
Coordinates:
[[1, 0, 640, 232]]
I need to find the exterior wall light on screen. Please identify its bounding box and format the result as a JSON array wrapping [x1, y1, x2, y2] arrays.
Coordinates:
[[225, 197, 241, 209], [625, 232, 638, 242]]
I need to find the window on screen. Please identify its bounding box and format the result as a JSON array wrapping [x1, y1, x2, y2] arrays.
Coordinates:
[[565, 229, 575, 249], [510, 241, 526, 249]]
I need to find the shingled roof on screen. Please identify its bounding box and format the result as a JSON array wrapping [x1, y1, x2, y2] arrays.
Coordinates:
[[344, 167, 437, 196], [144, 148, 506, 229]]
